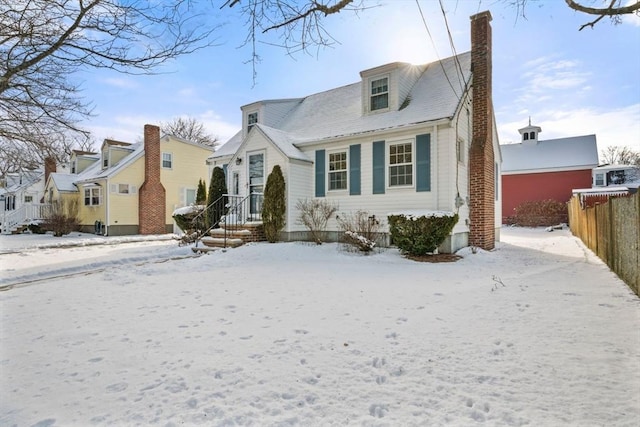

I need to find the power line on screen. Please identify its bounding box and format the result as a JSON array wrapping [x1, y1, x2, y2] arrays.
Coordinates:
[[414, 0, 461, 97]]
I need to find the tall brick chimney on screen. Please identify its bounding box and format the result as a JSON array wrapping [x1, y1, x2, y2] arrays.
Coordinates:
[[44, 157, 56, 184], [138, 124, 167, 234], [469, 11, 495, 250]]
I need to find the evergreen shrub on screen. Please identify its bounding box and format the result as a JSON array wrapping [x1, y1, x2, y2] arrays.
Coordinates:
[[387, 212, 459, 256]]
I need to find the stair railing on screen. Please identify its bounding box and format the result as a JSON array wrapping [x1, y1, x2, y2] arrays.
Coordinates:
[[191, 192, 263, 249]]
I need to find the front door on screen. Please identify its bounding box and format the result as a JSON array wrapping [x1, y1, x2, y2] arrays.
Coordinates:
[[248, 151, 264, 216]]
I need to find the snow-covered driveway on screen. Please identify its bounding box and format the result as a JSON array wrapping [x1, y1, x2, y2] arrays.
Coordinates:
[[1, 228, 638, 426]]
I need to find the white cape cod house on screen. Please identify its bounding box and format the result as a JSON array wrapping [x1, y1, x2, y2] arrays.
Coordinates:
[[209, 12, 501, 253]]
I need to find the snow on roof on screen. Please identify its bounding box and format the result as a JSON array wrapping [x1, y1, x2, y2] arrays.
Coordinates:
[[501, 135, 599, 173], [50, 173, 78, 192], [210, 131, 242, 160], [213, 52, 471, 158], [593, 164, 639, 171], [257, 124, 312, 162], [278, 53, 471, 143]]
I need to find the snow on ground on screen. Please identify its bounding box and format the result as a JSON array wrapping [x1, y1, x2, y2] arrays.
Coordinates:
[[0, 228, 638, 426]]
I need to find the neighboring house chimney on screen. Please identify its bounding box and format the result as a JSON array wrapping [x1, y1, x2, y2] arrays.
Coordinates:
[[44, 157, 56, 184], [139, 124, 167, 234], [469, 11, 495, 250]]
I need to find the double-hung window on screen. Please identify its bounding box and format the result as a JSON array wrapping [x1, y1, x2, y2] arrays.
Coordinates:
[[247, 112, 258, 132], [370, 77, 389, 111], [118, 184, 130, 194], [84, 187, 101, 206], [162, 152, 173, 169], [328, 151, 347, 191], [389, 142, 413, 187]]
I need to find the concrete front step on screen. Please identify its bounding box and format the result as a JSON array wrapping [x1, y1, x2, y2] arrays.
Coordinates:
[[200, 236, 244, 248]]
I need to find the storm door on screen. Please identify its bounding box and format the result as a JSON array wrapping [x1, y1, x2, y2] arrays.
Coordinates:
[[248, 152, 264, 216]]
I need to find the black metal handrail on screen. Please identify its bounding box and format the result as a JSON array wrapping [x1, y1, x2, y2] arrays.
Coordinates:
[[192, 192, 263, 248]]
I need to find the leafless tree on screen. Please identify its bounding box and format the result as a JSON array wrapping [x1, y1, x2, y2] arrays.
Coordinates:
[[161, 117, 219, 148], [1, 0, 219, 171], [601, 145, 640, 166], [223, 0, 368, 82], [507, 0, 640, 30]]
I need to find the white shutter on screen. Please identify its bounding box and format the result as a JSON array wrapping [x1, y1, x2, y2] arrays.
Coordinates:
[[130, 185, 137, 194], [110, 184, 117, 193]]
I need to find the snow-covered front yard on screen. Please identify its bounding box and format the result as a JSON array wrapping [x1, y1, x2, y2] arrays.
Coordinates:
[[1, 227, 638, 426]]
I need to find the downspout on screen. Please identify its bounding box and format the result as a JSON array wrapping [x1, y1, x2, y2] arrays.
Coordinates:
[[104, 179, 109, 236]]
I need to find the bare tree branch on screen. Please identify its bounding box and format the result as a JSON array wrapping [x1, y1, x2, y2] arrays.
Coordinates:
[[1, 0, 219, 170], [161, 117, 219, 148]]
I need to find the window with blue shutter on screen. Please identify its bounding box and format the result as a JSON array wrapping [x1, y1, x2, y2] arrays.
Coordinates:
[[349, 144, 361, 195], [416, 134, 431, 192], [372, 141, 385, 194], [315, 150, 326, 197]]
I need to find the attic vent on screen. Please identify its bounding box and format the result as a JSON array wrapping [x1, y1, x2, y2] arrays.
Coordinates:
[[399, 95, 411, 110]]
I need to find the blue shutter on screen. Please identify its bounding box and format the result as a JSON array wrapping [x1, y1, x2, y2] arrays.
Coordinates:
[[372, 141, 385, 194], [315, 150, 325, 197], [416, 134, 431, 192], [349, 144, 361, 195]]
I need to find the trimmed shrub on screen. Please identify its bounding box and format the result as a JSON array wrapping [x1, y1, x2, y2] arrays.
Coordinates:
[[296, 198, 338, 244], [262, 165, 286, 243], [510, 199, 567, 227], [387, 212, 459, 256], [337, 210, 382, 252], [42, 199, 80, 237], [196, 179, 207, 204], [206, 167, 227, 228], [172, 205, 206, 234]]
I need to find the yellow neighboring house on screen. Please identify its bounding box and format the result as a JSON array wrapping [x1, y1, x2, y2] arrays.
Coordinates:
[[44, 124, 214, 236]]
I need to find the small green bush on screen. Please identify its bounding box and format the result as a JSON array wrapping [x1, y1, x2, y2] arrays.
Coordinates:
[[387, 213, 459, 256]]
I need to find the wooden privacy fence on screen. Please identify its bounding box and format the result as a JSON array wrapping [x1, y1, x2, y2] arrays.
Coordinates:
[[568, 193, 639, 296]]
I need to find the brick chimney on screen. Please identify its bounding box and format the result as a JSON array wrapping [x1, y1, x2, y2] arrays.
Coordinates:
[[468, 11, 495, 250], [44, 157, 56, 184], [138, 124, 167, 234]]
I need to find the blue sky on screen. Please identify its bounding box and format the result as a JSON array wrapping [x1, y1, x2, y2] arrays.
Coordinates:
[[79, 0, 640, 159]]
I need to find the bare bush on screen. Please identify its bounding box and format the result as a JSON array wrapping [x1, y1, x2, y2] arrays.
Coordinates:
[[296, 198, 338, 244], [336, 210, 382, 252], [43, 199, 80, 237]]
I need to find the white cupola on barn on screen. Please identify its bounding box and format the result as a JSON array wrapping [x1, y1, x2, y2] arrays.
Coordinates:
[[518, 118, 542, 144]]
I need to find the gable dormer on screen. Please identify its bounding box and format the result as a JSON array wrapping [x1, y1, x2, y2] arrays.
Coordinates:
[[518, 119, 542, 145], [100, 139, 132, 169], [241, 99, 303, 138], [70, 150, 99, 174], [360, 62, 425, 115]]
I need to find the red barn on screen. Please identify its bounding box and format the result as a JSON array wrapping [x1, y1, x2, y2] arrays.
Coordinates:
[[501, 122, 598, 223]]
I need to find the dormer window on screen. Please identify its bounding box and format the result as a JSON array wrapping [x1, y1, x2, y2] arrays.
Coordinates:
[[529, 131, 535, 140], [370, 77, 389, 111], [247, 112, 258, 132], [102, 152, 108, 168]]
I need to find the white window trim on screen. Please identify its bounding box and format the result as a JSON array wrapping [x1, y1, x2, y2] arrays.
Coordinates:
[[369, 74, 390, 113], [247, 111, 258, 132], [162, 152, 173, 169], [457, 137, 466, 165], [84, 187, 102, 206], [327, 149, 349, 193], [386, 138, 415, 189], [184, 187, 197, 205]]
